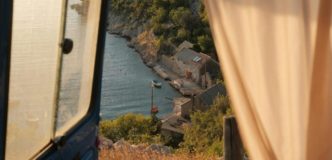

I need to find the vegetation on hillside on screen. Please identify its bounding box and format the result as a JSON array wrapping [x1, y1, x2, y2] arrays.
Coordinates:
[[99, 95, 232, 157], [99, 113, 161, 144], [109, 0, 216, 57], [99, 146, 220, 160], [180, 95, 232, 156]]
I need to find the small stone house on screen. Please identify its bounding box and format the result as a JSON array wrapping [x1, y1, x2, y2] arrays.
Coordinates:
[[194, 83, 227, 111], [173, 48, 210, 83], [161, 41, 221, 86], [172, 97, 192, 119]]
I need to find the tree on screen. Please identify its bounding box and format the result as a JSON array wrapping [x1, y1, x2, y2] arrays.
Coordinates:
[[197, 34, 214, 54], [153, 0, 168, 8], [170, 7, 192, 28], [180, 95, 231, 156], [177, 28, 190, 41], [169, 0, 190, 8], [152, 8, 168, 23], [99, 113, 161, 144], [157, 37, 175, 55], [152, 23, 166, 36]]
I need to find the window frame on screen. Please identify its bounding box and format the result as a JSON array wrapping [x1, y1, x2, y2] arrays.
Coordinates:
[[0, 0, 107, 159], [51, 0, 107, 140], [0, 0, 13, 159], [35, 0, 108, 158], [55, 0, 105, 136]]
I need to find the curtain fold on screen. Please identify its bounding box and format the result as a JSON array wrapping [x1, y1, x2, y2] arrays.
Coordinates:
[[205, 0, 332, 159]]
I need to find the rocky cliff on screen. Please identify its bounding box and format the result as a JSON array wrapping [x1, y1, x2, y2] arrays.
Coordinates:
[[107, 10, 159, 64]]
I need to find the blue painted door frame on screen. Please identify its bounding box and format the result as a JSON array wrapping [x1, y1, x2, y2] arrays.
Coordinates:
[[0, 0, 107, 159]]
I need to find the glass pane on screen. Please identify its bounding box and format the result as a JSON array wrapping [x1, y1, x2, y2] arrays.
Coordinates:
[[55, 0, 101, 136], [6, 0, 64, 159]]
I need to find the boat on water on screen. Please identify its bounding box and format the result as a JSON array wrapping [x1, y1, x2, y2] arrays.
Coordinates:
[[151, 80, 162, 88]]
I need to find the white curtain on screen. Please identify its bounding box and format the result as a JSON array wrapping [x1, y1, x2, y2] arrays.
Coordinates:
[[205, 0, 332, 159]]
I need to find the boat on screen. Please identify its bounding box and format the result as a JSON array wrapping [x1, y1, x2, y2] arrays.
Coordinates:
[[151, 80, 162, 88]]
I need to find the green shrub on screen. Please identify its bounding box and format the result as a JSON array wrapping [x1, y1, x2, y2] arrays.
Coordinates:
[[180, 95, 231, 156], [157, 37, 175, 55], [170, 7, 192, 28], [99, 113, 160, 144], [177, 28, 190, 41], [206, 140, 224, 156], [152, 24, 168, 36], [197, 34, 214, 54], [152, 8, 168, 23], [161, 132, 184, 148]]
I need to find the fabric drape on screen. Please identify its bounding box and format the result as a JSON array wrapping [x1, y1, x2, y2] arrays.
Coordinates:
[[205, 0, 332, 159]]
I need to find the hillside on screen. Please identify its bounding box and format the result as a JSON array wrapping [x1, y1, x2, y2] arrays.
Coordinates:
[[98, 138, 222, 160], [107, 0, 217, 63], [98, 95, 232, 159]]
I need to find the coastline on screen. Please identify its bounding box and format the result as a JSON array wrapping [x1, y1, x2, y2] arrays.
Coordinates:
[[106, 10, 204, 98], [106, 32, 203, 98]]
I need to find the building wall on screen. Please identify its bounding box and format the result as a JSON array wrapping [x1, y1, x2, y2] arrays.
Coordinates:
[[201, 72, 213, 89], [161, 55, 210, 84], [160, 55, 181, 74], [175, 59, 201, 83], [193, 96, 209, 111], [206, 59, 221, 80], [180, 100, 193, 119]]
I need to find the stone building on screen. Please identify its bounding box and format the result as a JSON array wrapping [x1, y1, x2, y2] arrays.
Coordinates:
[[172, 97, 193, 119], [161, 40, 221, 86], [194, 83, 227, 111], [173, 48, 210, 83]]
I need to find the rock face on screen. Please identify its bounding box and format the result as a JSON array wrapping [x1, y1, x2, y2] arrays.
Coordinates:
[[107, 11, 143, 38], [113, 139, 130, 149], [145, 144, 172, 155], [100, 137, 172, 155], [132, 31, 159, 63], [107, 10, 158, 64], [98, 136, 113, 150]]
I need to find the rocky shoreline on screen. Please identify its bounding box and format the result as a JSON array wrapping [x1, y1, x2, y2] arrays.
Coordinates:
[[107, 11, 179, 92], [107, 10, 159, 66], [107, 8, 209, 100]]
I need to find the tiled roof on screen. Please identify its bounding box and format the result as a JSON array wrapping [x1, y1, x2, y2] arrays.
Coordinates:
[[197, 83, 227, 106], [175, 48, 209, 66]]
